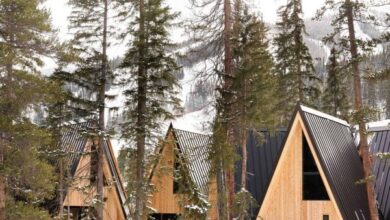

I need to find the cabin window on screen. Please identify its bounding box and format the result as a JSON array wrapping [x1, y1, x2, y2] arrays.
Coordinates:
[[302, 133, 329, 200]]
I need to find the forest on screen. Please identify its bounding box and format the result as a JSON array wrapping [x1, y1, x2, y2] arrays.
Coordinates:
[[0, 0, 389, 219]]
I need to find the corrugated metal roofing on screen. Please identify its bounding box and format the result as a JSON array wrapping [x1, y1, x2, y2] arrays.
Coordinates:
[[234, 129, 287, 219], [60, 122, 91, 176], [369, 127, 390, 220], [300, 105, 370, 220], [59, 121, 129, 217], [172, 128, 211, 197]]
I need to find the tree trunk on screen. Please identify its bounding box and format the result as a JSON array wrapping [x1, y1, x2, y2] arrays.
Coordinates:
[[223, 0, 235, 218], [216, 161, 226, 220], [240, 131, 247, 188], [293, 0, 304, 103], [226, 168, 234, 219], [135, 0, 147, 219], [345, 1, 379, 219], [0, 133, 5, 220], [58, 157, 64, 219], [0, 48, 14, 220], [240, 43, 247, 190], [96, 1, 109, 219]]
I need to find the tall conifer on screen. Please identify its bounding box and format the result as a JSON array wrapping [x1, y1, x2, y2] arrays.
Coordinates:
[[52, 0, 125, 218], [188, 0, 237, 216], [273, 0, 320, 123], [120, 0, 181, 218], [316, 0, 382, 218], [231, 5, 279, 219], [0, 0, 57, 218], [322, 48, 349, 119]]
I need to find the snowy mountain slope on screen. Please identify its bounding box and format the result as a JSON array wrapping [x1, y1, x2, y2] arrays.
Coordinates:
[[93, 13, 390, 157], [43, 1, 389, 156], [106, 62, 216, 154]]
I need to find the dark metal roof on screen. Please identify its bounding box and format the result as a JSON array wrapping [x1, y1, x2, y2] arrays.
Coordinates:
[[172, 127, 212, 197], [234, 129, 287, 219], [300, 105, 370, 220], [59, 121, 129, 217], [60, 121, 91, 176], [369, 127, 390, 220]]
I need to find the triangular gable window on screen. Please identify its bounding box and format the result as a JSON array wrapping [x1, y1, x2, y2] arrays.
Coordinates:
[[302, 133, 329, 200]]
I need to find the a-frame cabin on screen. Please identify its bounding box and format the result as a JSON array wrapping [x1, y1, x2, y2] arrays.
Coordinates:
[[148, 124, 218, 220], [258, 105, 370, 220], [60, 121, 129, 219]]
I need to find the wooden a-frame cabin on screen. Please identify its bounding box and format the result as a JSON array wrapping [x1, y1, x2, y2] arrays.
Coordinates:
[[59, 121, 129, 219], [257, 105, 370, 220], [148, 124, 218, 220], [147, 106, 389, 220]]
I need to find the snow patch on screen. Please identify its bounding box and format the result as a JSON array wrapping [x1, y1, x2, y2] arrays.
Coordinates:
[[168, 105, 214, 134], [367, 120, 390, 131]]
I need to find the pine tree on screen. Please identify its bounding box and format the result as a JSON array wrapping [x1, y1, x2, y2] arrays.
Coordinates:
[[120, 0, 181, 218], [322, 48, 350, 120], [316, 0, 381, 219], [273, 0, 321, 123], [52, 0, 125, 218], [230, 5, 279, 219], [221, 0, 236, 217], [188, 0, 277, 217], [345, 1, 378, 218], [0, 0, 57, 218], [48, 53, 104, 218], [188, 0, 237, 216], [232, 2, 276, 191]]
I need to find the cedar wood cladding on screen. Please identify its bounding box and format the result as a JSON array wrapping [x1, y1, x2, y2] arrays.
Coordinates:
[[299, 106, 370, 219], [369, 126, 390, 220], [234, 129, 287, 219], [165, 106, 371, 219], [60, 121, 129, 217]]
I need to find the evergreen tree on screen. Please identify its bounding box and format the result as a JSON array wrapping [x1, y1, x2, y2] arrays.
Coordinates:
[[230, 5, 279, 219], [51, 0, 126, 218], [47, 53, 105, 218], [322, 48, 350, 120], [188, 0, 237, 216], [188, 1, 278, 217], [273, 0, 321, 123], [120, 0, 181, 218], [0, 0, 57, 218], [316, 0, 382, 218]]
